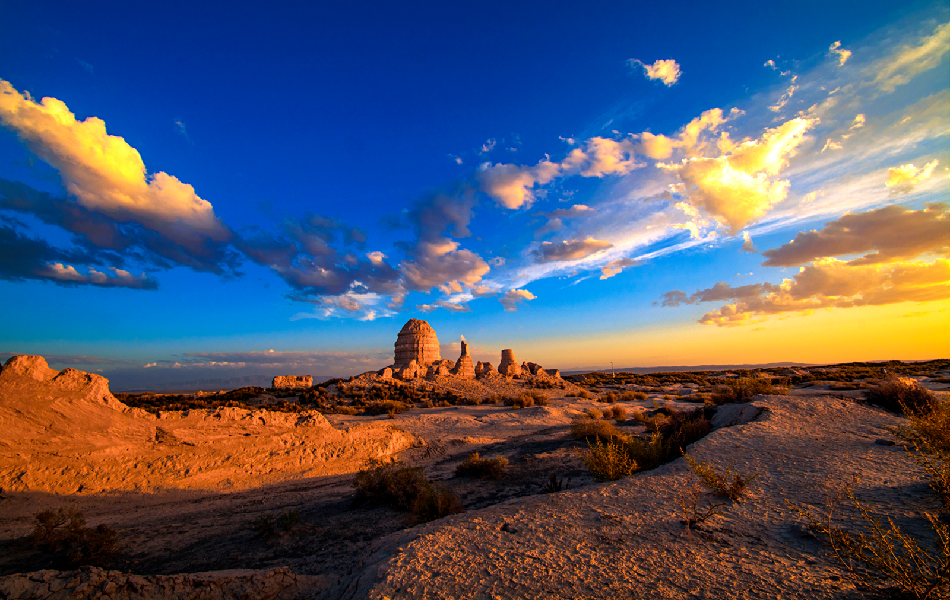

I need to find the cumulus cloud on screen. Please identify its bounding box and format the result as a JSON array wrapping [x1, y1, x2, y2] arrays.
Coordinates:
[[535, 238, 613, 263], [499, 289, 536, 311], [829, 41, 852, 66], [698, 258, 949, 326], [239, 211, 400, 297], [599, 257, 638, 279], [396, 187, 491, 296], [635, 108, 729, 160], [871, 21, 950, 93], [762, 204, 949, 266], [659, 116, 816, 233], [885, 159, 939, 193], [476, 138, 637, 209], [628, 58, 682, 86], [0, 79, 231, 252]]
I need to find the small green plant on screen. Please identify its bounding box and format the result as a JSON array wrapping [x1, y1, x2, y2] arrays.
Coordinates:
[[454, 452, 509, 479], [32, 506, 118, 567], [542, 473, 567, 493], [683, 453, 757, 502], [579, 438, 638, 482]]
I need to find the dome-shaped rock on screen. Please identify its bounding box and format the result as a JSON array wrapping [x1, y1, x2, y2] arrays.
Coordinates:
[[394, 319, 441, 369]]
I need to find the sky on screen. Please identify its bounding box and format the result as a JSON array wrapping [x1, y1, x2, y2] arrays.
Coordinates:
[[0, 0, 948, 389]]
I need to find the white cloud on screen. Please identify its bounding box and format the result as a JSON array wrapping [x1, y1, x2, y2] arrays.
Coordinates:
[[885, 159, 939, 193], [499, 289, 536, 311], [870, 21, 950, 93]]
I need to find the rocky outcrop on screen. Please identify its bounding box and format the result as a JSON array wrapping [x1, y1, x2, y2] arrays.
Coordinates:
[[272, 375, 313, 389], [378, 367, 392, 380], [394, 319, 441, 369], [0, 355, 418, 494], [427, 360, 454, 378], [453, 341, 475, 379], [394, 360, 421, 380], [498, 349, 521, 377], [474, 362, 493, 377]]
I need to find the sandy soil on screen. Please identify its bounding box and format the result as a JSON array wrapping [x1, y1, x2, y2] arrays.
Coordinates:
[[1, 357, 947, 599]]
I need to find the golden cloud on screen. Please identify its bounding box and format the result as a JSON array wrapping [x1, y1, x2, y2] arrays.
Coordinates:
[[885, 159, 939, 193], [829, 41, 852, 66], [661, 117, 816, 233], [762, 203, 948, 266], [628, 59, 682, 86], [698, 258, 949, 326], [871, 21, 950, 93], [599, 257, 638, 279], [0, 79, 229, 249]]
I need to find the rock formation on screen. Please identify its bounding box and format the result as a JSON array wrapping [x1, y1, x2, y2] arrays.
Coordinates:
[[498, 349, 521, 377], [394, 319, 441, 369], [453, 340, 475, 379], [0, 355, 416, 494], [272, 375, 313, 389]]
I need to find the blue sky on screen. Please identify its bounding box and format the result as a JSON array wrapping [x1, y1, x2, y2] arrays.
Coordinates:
[[1, 0, 948, 388]]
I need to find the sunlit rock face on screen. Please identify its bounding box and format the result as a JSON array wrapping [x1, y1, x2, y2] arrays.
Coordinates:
[[394, 319, 441, 369], [498, 349, 521, 377], [453, 341, 475, 379], [272, 375, 313, 389]]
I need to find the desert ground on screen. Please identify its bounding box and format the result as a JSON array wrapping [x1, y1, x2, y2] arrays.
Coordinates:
[[1, 354, 948, 600]]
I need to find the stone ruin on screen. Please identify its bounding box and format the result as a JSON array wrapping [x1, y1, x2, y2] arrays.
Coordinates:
[[272, 375, 313, 389], [379, 319, 560, 383]]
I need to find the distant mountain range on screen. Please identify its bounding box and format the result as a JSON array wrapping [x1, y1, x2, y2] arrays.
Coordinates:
[[561, 362, 817, 376]]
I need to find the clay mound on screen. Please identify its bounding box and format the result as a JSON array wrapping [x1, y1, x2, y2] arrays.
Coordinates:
[[0, 356, 417, 494]]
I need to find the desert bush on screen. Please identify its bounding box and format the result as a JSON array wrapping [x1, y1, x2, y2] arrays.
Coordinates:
[[504, 394, 533, 409], [249, 509, 300, 537], [893, 394, 950, 510], [579, 438, 638, 481], [571, 415, 628, 441], [454, 452, 509, 479], [565, 389, 592, 399], [585, 407, 603, 419], [353, 461, 464, 524], [362, 400, 411, 416], [410, 485, 463, 524], [676, 483, 727, 532], [353, 461, 432, 511], [710, 376, 779, 404], [866, 378, 937, 414], [683, 454, 757, 502], [605, 405, 627, 422], [32, 507, 118, 567], [597, 392, 617, 403], [791, 486, 949, 600], [522, 390, 550, 406]]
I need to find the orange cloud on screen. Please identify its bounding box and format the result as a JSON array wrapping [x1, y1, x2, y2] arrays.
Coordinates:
[[500, 289, 536, 311]]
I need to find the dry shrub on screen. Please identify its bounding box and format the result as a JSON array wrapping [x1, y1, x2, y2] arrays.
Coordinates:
[[32, 507, 118, 567], [579, 439, 638, 482], [353, 460, 463, 524], [710, 376, 779, 404], [683, 454, 757, 502], [411, 485, 463, 524], [597, 392, 617, 403], [867, 378, 937, 415], [504, 391, 549, 409], [570, 415, 627, 443], [605, 405, 627, 422], [791, 486, 949, 600], [454, 452, 509, 479], [249, 509, 300, 537], [893, 394, 950, 510], [353, 461, 432, 511], [585, 407, 603, 419], [363, 400, 411, 415]]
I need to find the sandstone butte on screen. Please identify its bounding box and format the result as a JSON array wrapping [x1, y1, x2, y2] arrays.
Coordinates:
[[0, 355, 417, 494]]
